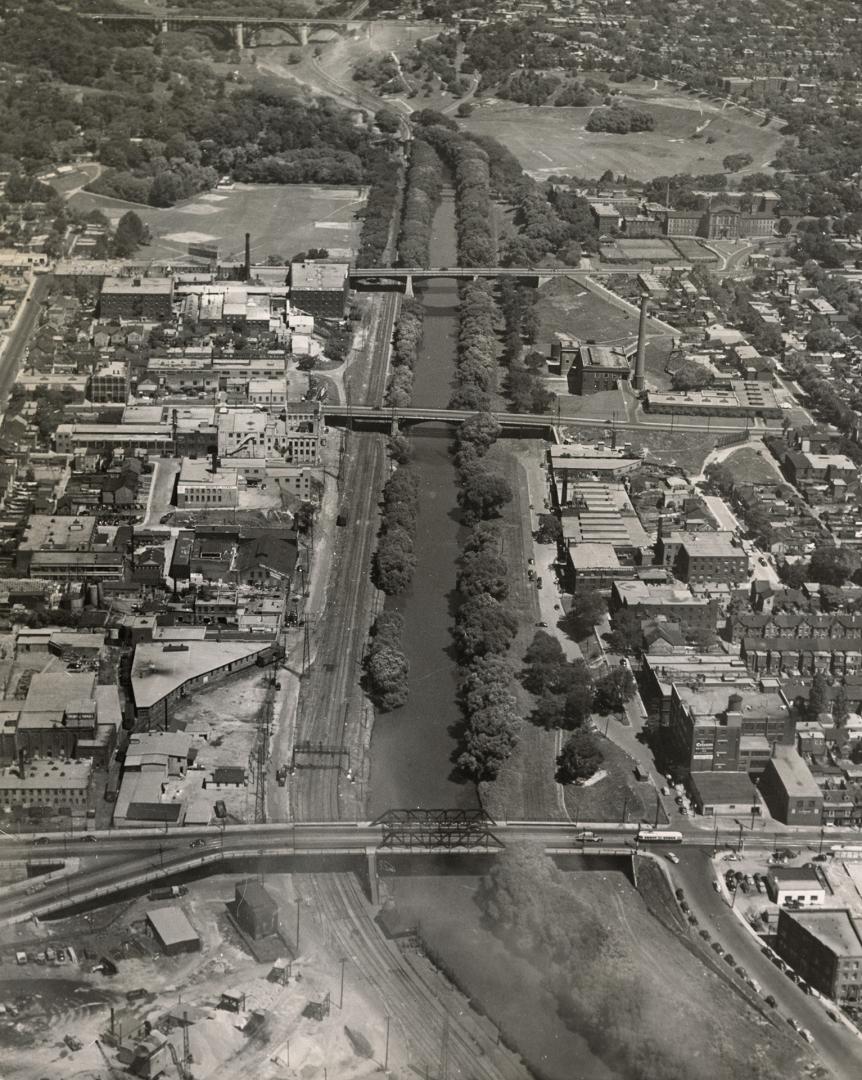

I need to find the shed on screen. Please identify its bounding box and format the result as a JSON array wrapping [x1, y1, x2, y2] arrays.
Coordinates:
[[689, 771, 760, 816], [146, 906, 200, 955], [235, 879, 279, 939], [768, 865, 827, 908]]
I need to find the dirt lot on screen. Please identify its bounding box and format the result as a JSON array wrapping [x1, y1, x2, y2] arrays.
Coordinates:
[[462, 96, 785, 180], [0, 871, 393, 1080], [172, 668, 271, 823]]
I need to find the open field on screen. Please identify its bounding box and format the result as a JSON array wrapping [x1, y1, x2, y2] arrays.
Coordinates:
[[719, 445, 784, 484], [534, 277, 676, 389], [462, 97, 785, 180], [562, 734, 653, 824], [68, 182, 366, 263]]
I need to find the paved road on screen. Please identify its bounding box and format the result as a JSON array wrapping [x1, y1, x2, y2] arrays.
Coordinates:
[[674, 849, 862, 1079], [0, 273, 51, 411]]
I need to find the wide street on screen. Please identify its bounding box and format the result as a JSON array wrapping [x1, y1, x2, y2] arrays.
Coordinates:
[[0, 272, 51, 408]]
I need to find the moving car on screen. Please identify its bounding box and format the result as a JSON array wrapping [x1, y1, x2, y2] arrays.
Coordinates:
[[666, 852, 680, 864]]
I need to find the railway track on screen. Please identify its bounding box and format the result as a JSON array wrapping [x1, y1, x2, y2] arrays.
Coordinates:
[[306, 872, 530, 1079]]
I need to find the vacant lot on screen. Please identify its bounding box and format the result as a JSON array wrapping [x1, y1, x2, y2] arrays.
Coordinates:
[[392, 865, 812, 1080], [720, 445, 783, 484], [562, 734, 653, 824], [462, 97, 785, 180], [69, 183, 366, 263], [534, 278, 676, 388]]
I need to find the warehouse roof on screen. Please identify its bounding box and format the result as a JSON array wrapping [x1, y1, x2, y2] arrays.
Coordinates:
[[147, 906, 199, 949]]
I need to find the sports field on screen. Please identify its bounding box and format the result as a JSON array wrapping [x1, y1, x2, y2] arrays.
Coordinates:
[[69, 183, 366, 263], [462, 97, 785, 180]]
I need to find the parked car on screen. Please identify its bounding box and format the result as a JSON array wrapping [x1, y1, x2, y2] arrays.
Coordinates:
[[189, 838, 206, 848], [765, 995, 777, 1008], [711, 942, 723, 954], [801, 1029, 814, 1044], [666, 852, 680, 864]]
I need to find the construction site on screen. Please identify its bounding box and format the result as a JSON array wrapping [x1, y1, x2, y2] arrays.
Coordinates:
[[0, 869, 403, 1080]]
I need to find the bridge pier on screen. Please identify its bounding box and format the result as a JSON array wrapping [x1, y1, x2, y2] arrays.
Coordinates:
[[298, 24, 309, 45], [403, 273, 413, 298], [366, 846, 380, 906], [159, 19, 169, 34], [234, 21, 244, 49]]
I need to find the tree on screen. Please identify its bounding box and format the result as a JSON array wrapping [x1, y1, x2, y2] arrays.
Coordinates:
[[809, 544, 853, 587], [807, 672, 830, 723], [723, 152, 753, 172], [559, 590, 605, 640], [112, 210, 148, 257], [375, 108, 401, 134], [520, 631, 565, 695], [777, 217, 792, 237], [536, 513, 562, 543], [671, 360, 712, 391], [457, 465, 512, 523], [458, 411, 502, 456], [833, 684, 850, 726], [563, 677, 594, 729], [605, 608, 642, 654], [457, 549, 509, 600], [592, 665, 636, 714], [294, 501, 316, 533], [556, 731, 604, 783]]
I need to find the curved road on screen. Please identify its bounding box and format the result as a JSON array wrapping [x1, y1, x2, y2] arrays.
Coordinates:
[[674, 849, 862, 1079]]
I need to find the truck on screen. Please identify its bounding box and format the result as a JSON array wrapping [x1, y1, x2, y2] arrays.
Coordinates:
[[276, 765, 288, 787], [336, 507, 349, 527], [147, 885, 187, 901]]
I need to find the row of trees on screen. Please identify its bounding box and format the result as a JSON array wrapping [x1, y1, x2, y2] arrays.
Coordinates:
[[357, 151, 404, 268], [372, 466, 420, 595], [385, 300, 424, 407], [498, 281, 554, 414], [364, 610, 410, 712], [397, 139, 444, 267], [452, 414, 519, 782], [450, 280, 498, 411], [415, 115, 497, 268]]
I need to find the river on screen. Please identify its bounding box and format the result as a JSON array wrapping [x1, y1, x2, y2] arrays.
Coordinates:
[[365, 194, 614, 1080], [367, 193, 479, 815]]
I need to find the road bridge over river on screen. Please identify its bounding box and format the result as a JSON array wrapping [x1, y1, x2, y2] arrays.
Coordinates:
[[0, 817, 841, 924], [82, 10, 439, 48]]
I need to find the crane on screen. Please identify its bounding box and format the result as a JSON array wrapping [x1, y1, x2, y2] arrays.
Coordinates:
[[93, 1039, 125, 1080]]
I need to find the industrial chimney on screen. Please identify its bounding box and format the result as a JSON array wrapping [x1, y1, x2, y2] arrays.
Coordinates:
[[632, 294, 648, 391], [210, 447, 220, 475], [244, 232, 251, 281]]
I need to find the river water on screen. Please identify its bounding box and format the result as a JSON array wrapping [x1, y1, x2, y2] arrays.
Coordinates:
[[365, 195, 613, 1080], [367, 193, 479, 815]]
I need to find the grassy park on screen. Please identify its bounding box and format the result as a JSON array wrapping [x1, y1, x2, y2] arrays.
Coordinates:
[[462, 96, 785, 180], [70, 182, 366, 263]]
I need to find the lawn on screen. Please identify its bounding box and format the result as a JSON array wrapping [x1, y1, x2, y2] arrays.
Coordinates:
[[719, 446, 783, 484], [462, 96, 785, 180], [562, 734, 657, 824], [69, 182, 367, 263]]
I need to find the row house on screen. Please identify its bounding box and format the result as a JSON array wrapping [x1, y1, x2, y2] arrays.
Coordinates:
[[729, 612, 862, 644], [742, 636, 862, 677]]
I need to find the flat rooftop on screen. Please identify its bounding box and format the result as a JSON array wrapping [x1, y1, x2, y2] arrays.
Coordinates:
[[690, 770, 758, 804], [146, 906, 199, 947], [615, 580, 706, 606], [569, 543, 621, 570], [675, 683, 788, 720], [102, 276, 173, 296], [20, 515, 96, 551], [290, 261, 348, 291], [786, 909, 862, 958], [768, 746, 822, 799], [682, 533, 745, 559], [579, 345, 630, 371]]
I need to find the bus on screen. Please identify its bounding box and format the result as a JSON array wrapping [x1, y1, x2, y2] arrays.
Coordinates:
[[829, 845, 862, 861], [637, 829, 683, 844]]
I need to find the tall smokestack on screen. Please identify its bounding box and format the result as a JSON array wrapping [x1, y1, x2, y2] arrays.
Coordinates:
[[244, 232, 251, 280], [632, 294, 648, 391]]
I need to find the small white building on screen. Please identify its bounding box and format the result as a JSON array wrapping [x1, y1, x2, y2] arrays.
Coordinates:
[[768, 866, 826, 908], [176, 459, 239, 508]]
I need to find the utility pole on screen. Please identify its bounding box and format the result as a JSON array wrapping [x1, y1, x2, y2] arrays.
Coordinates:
[[339, 957, 346, 1009], [384, 1015, 390, 1071], [439, 1011, 450, 1080]]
